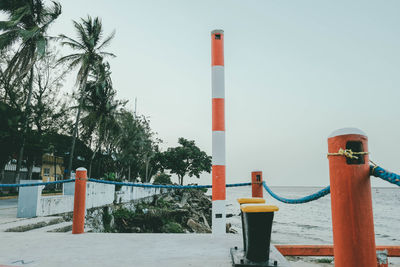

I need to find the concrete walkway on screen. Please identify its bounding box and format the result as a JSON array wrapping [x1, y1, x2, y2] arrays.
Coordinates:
[[0, 233, 245, 267], [0, 199, 19, 225]]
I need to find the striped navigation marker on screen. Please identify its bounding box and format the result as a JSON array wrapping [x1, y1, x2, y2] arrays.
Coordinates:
[[211, 29, 226, 235]]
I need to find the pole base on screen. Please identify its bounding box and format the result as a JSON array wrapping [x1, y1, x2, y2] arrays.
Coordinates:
[[230, 246, 290, 267]]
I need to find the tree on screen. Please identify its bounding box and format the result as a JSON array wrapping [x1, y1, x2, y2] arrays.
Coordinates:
[[80, 62, 123, 178], [114, 110, 160, 182], [161, 138, 211, 185], [21, 46, 69, 180], [0, 0, 62, 182], [57, 16, 115, 178], [0, 101, 22, 183], [31, 46, 69, 135], [153, 172, 172, 185], [0, 49, 23, 107]]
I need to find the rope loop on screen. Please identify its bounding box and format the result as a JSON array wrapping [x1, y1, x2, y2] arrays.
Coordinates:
[[327, 148, 369, 159], [262, 181, 330, 204], [370, 164, 400, 187]]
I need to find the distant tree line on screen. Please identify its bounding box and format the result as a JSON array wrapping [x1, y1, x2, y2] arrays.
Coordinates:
[[0, 0, 210, 185]]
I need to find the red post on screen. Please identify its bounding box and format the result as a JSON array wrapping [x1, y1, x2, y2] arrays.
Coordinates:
[[72, 167, 87, 234], [251, 171, 263, 198], [327, 128, 377, 267]]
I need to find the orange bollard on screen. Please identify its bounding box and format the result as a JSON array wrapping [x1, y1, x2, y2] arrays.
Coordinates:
[[327, 128, 377, 267], [72, 167, 87, 234], [251, 171, 263, 198]]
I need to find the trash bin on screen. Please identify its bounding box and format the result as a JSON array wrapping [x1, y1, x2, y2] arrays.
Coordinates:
[[241, 204, 279, 262], [237, 198, 266, 251]]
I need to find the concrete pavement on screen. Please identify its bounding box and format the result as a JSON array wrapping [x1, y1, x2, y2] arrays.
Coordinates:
[[0, 199, 18, 225], [0, 233, 295, 267], [0, 233, 241, 267]]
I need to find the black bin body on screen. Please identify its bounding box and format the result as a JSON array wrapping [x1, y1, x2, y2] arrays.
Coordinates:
[[243, 211, 274, 262], [237, 198, 266, 252]]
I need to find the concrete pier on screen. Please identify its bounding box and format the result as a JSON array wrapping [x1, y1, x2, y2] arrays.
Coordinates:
[[0, 233, 300, 267], [0, 233, 241, 267]]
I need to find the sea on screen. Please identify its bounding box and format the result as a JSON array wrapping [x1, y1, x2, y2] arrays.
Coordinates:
[[214, 186, 400, 262]]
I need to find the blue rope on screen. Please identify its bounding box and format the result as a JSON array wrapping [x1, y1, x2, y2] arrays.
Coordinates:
[[0, 179, 75, 188], [226, 182, 252, 187], [0, 178, 251, 189], [262, 181, 331, 204], [370, 165, 400, 187], [88, 178, 212, 188], [88, 178, 251, 189]]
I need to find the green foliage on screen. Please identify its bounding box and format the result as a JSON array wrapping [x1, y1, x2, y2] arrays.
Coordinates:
[[161, 222, 184, 233], [0, 6, 162, 185], [315, 258, 333, 264], [57, 16, 115, 89], [57, 15, 116, 178], [104, 172, 122, 191], [80, 62, 125, 178], [161, 138, 211, 185], [115, 111, 160, 182], [112, 208, 137, 233], [0, 101, 21, 170], [0, 0, 62, 181], [102, 207, 112, 232], [31, 47, 69, 135], [112, 205, 185, 233], [153, 172, 172, 185], [0, 0, 62, 79]]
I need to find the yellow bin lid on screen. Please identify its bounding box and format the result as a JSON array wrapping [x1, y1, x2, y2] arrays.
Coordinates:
[[237, 198, 266, 205], [240, 204, 279, 213]]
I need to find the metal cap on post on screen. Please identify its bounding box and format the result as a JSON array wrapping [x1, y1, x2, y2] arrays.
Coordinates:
[[327, 128, 377, 267], [72, 167, 87, 234]]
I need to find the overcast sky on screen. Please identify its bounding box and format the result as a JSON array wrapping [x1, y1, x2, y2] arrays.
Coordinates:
[[11, 0, 400, 186]]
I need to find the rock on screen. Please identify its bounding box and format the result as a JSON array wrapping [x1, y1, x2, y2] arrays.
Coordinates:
[[180, 192, 190, 206], [85, 188, 213, 234], [200, 213, 210, 229], [226, 223, 237, 234], [187, 218, 211, 233], [163, 195, 173, 202]]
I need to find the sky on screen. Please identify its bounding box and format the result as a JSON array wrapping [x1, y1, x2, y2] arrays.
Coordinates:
[[7, 0, 400, 186]]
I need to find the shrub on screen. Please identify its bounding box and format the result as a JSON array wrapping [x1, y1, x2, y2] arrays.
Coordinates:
[[153, 173, 172, 185], [161, 221, 184, 233]]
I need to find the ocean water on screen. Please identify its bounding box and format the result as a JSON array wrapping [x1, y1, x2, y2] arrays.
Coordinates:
[[221, 186, 400, 246]]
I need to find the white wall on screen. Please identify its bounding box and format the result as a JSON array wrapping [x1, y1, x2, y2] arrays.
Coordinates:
[[19, 181, 166, 218]]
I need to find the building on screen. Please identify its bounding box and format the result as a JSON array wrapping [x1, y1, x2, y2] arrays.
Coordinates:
[[2, 161, 41, 184], [41, 154, 64, 182], [1, 154, 65, 186]]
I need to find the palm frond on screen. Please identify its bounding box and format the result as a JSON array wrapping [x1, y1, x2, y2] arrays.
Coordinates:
[[97, 29, 115, 51], [58, 34, 85, 50], [99, 51, 116, 58]]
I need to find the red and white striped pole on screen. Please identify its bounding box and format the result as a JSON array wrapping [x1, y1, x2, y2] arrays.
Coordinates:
[[211, 29, 226, 234]]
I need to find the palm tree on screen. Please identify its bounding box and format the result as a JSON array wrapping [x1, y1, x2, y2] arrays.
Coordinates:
[[57, 16, 115, 178], [0, 0, 61, 182], [81, 62, 123, 178]]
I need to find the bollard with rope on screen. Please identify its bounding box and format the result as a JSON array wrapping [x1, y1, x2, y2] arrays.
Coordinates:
[[327, 128, 377, 267]]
